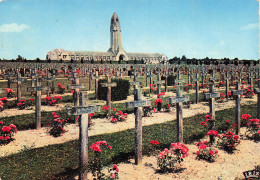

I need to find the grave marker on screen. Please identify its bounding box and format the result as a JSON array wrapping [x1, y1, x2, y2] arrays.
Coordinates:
[[231, 82, 245, 135], [204, 84, 220, 123], [67, 91, 101, 180], [68, 71, 86, 124], [169, 86, 190, 142], [126, 85, 151, 165], [12, 73, 27, 102], [101, 74, 117, 116], [254, 80, 260, 119], [27, 78, 48, 130], [93, 71, 102, 100]]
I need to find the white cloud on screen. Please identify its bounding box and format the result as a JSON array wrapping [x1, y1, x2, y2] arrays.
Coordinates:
[[240, 23, 258, 30], [0, 23, 30, 32]]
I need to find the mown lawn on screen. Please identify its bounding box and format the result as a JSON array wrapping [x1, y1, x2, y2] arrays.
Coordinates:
[[0, 103, 257, 180]]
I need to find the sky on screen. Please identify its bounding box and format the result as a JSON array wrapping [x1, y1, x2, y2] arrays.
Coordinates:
[[0, 0, 259, 60]]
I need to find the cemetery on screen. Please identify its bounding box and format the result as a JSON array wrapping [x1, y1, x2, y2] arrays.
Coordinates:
[[0, 62, 259, 179]]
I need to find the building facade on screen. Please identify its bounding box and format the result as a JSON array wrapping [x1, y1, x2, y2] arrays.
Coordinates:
[[46, 12, 168, 64]]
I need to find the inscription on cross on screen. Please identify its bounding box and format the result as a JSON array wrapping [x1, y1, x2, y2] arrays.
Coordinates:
[[169, 86, 190, 143], [231, 82, 245, 135], [67, 91, 101, 180]]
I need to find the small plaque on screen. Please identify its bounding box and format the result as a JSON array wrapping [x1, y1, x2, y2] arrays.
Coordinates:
[[67, 105, 101, 115], [193, 78, 200, 81], [174, 79, 184, 84], [68, 77, 75, 81], [204, 92, 220, 99], [131, 81, 142, 86], [169, 95, 189, 104], [45, 78, 55, 81], [147, 75, 155, 77], [254, 88, 260, 94], [156, 80, 164, 84], [101, 83, 117, 87], [0, 89, 5, 94], [27, 86, 48, 92], [67, 85, 86, 89], [126, 100, 151, 108], [11, 78, 27, 83], [93, 76, 101, 80], [231, 89, 245, 96]]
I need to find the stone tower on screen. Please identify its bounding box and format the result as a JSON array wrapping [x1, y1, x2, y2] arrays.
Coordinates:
[[108, 12, 127, 60]]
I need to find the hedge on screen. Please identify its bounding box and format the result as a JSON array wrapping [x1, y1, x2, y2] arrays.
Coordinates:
[[98, 78, 130, 101]]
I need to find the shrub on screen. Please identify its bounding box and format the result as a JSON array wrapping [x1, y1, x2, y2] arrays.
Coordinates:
[[218, 131, 240, 153], [157, 142, 189, 173], [17, 100, 26, 110], [57, 83, 66, 94], [49, 112, 68, 137], [110, 108, 128, 123], [5, 88, 14, 98], [195, 141, 218, 162], [44, 96, 62, 106], [98, 78, 130, 101], [108, 164, 119, 179], [245, 118, 260, 141], [143, 106, 153, 117], [90, 141, 112, 179], [0, 121, 17, 145]]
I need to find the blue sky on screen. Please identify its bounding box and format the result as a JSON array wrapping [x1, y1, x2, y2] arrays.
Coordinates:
[[0, 0, 258, 60]]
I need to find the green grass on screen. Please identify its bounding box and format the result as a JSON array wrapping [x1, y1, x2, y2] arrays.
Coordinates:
[[0, 103, 257, 180]]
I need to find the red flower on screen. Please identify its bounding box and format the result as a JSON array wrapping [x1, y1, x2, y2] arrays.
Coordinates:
[[0, 121, 3, 125], [108, 145, 112, 149], [112, 108, 116, 111], [4, 136, 10, 140], [17, 102, 24, 106], [196, 151, 200, 155], [209, 150, 214, 155], [20, 100, 26, 103], [0, 136, 3, 140], [150, 140, 159, 145], [200, 122, 207, 127], [225, 120, 230, 124], [102, 105, 110, 111], [112, 164, 119, 172], [30, 98, 34, 102]]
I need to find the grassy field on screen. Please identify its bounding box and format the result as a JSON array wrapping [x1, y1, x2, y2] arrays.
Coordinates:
[[0, 103, 257, 180]]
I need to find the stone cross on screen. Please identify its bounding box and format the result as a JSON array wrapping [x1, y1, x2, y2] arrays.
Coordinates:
[[249, 71, 254, 88], [253, 80, 260, 119], [169, 86, 190, 143], [67, 91, 101, 180], [204, 84, 220, 123], [93, 70, 102, 100], [126, 85, 151, 165], [68, 71, 86, 124], [12, 73, 27, 102], [231, 82, 245, 135], [101, 74, 117, 116], [27, 78, 48, 130]]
